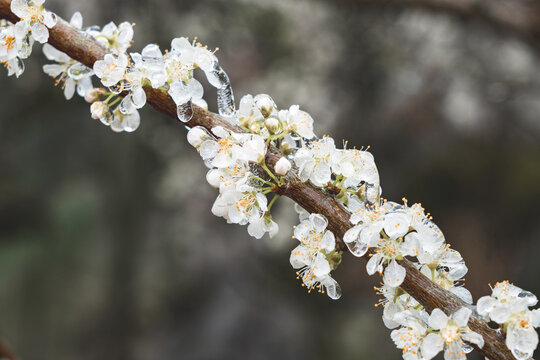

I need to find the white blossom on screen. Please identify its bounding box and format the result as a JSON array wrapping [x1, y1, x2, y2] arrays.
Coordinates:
[[89, 21, 134, 54], [211, 185, 267, 225], [42, 43, 93, 100], [93, 53, 128, 87], [421, 307, 484, 360], [476, 281, 540, 359], [294, 136, 336, 187], [10, 0, 56, 44], [289, 214, 341, 299], [279, 104, 315, 139]]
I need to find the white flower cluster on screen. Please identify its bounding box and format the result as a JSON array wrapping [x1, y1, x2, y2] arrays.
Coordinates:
[[87, 32, 234, 132], [2, 4, 234, 134], [187, 92, 385, 299], [477, 281, 540, 359], [290, 213, 341, 299], [1, 0, 56, 77], [386, 304, 484, 360], [187, 124, 278, 240]]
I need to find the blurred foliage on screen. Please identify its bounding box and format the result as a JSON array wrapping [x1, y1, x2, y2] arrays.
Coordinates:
[[1, 0, 540, 359]]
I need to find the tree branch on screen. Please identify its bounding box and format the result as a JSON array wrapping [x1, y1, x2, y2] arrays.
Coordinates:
[[0, 1, 516, 358]]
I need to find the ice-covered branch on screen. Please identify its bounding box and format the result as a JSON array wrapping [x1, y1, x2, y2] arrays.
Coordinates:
[[1, 1, 536, 359]]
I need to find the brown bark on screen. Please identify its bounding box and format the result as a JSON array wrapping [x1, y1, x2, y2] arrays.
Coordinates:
[[0, 1, 517, 358]]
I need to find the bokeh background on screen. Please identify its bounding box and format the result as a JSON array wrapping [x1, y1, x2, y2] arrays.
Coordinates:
[[1, 0, 540, 359]]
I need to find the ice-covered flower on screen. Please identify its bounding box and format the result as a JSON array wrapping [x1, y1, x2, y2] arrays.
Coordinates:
[[289, 214, 341, 299], [105, 107, 141, 133], [93, 53, 128, 87], [170, 36, 217, 74], [279, 104, 315, 139], [419, 266, 472, 304], [421, 307, 484, 360], [390, 309, 430, 360], [42, 43, 93, 100], [375, 282, 423, 329], [187, 126, 211, 149], [130, 44, 167, 89], [247, 214, 279, 239], [211, 185, 267, 225], [476, 281, 540, 359], [89, 21, 133, 54], [10, 0, 56, 44], [199, 126, 266, 168], [206, 162, 251, 192], [294, 136, 336, 187], [363, 210, 416, 287], [90, 101, 108, 120], [235, 94, 279, 137], [331, 147, 379, 188], [0, 21, 30, 61]]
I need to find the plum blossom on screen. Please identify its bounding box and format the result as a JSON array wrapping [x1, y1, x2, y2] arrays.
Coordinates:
[[199, 126, 266, 168], [89, 21, 134, 54], [211, 185, 267, 226], [42, 43, 93, 100], [289, 214, 341, 299], [294, 136, 336, 187], [10, 0, 56, 44], [477, 281, 540, 359], [421, 307, 484, 360], [93, 53, 128, 87], [279, 104, 315, 139]]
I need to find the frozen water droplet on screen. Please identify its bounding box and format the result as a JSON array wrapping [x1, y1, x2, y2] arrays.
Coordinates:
[[346, 240, 368, 257], [119, 96, 135, 114], [14, 57, 25, 76], [99, 111, 113, 126], [67, 63, 92, 80], [177, 101, 193, 123], [110, 114, 124, 133], [123, 111, 140, 132]]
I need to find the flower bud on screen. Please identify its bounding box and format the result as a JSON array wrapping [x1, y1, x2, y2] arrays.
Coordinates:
[[254, 94, 276, 118], [187, 127, 208, 148], [264, 117, 279, 134], [250, 123, 260, 134], [84, 88, 106, 103], [279, 142, 293, 155], [90, 101, 107, 120], [275, 157, 292, 176]]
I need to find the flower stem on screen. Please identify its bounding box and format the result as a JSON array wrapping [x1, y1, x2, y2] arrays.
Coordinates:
[[260, 161, 281, 186], [267, 194, 280, 211]]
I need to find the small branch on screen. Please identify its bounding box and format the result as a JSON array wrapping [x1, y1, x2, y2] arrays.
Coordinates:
[[0, 1, 516, 358]]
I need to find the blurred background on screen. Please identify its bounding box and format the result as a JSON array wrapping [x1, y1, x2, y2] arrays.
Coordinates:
[[1, 0, 540, 359]]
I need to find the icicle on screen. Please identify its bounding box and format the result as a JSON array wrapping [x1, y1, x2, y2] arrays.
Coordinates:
[[177, 101, 193, 123], [205, 62, 236, 117], [217, 86, 235, 117]]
